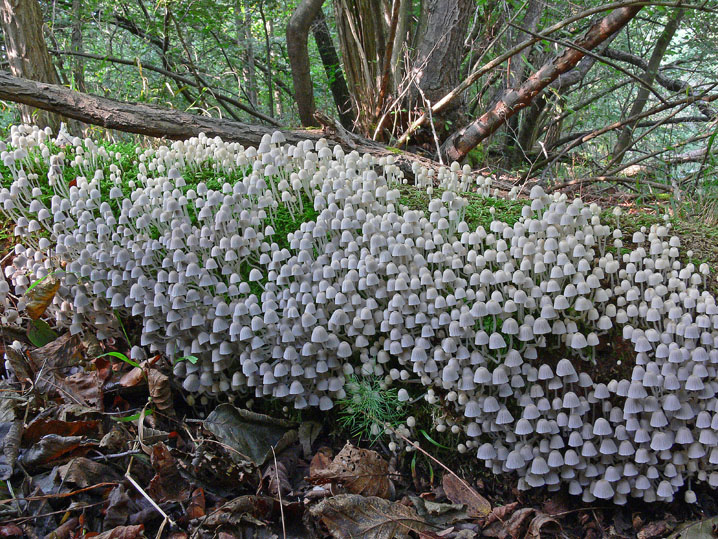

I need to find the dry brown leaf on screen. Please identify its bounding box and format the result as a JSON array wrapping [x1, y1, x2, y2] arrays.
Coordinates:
[[119, 366, 145, 388], [309, 446, 333, 477], [187, 488, 206, 519], [308, 442, 392, 498], [24, 276, 60, 319], [93, 525, 145, 539], [3, 345, 34, 384], [260, 446, 297, 497], [148, 442, 191, 503], [58, 457, 119, 487], [29, 332, 82, 372], [104, 485, 132, 530], [22, 418, 99, 446], [442, 473, 491, 518], [148, 368, 173, 411], [483, 507, 535, 539], [60, 370, 104, 410], [527, 513, 561, 538], [201, 495, 275, 528], [310, 494, 430, 539], [483, 502, 520, 527], [18, 434, 95, 468], [0, 524, 24, 537], [638, 520, 674, 539]]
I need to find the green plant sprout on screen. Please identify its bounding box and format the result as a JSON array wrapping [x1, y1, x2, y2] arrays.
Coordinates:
[[337, 375, 407, 444]]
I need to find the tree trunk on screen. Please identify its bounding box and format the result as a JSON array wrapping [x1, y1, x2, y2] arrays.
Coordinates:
[[70, 0, 85, 92], [610, 8, 686, 165], [238, 1, 258, 108], [441, 5, 642, 163], [312, 10, 355, 129], [333, 0, 388, 136], [258, 0, 275, 118], [0, 0, 62, 130], [409, 0, 473, 117], [287, 0, 325, 127]]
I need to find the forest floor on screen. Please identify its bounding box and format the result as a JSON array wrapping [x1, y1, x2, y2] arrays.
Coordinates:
[[2, 172, 718, 538]]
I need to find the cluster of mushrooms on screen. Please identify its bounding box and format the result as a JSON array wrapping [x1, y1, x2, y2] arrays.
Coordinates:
[[2, 124, 718, 505]]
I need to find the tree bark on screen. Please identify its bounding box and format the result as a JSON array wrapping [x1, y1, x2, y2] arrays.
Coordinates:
[[311, 10, 355, 129], [610, 8, 685, 165], [287, 0, 325, 127], [410, 0, 473, 113], [441, 5, 643, 163], [237, 0, 258, 108], [0, 70, 453, 181], [70, 0, 85, 92], [0, 0, 62, 130]]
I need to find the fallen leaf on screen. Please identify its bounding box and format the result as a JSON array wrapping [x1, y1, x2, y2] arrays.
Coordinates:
[[24, 275, 60, 319], [187, 488, 206, 519], [28, 332, 82, 372], [0, 384, 21, 480], [298, 421, 322, 458], [18, 434, 95, 468], [309, 442, 393, 498], [309, 494, 429, 539], [409, 496, 471, 528], [309, 447, 333, 477], [665, 517, 714, 539], [483, 502, 519, 527], [0, 524, 23, 537], [93, 525, 145, 539], [104, 485, 132, 530], [148, 442, 190, 503], [4, 344, 34, 384], [58, 457, 119, 487], [22, 418, 99, 446], [60, 370, 104, 410], [27, 319, 58, 347], [483, 508, 535, 539], [442, 473, 491, 518], [527, 513, 561, 538], [203, 404, 296, 466], [118, 366, 145, 388], [201, 495, 275, 528], [148, 368, 173, 411], [260, 446, 298, 497], [639, 521, 672, 539]]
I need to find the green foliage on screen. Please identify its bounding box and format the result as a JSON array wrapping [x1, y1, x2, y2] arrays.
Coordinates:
[[337, 375, 406, 444]]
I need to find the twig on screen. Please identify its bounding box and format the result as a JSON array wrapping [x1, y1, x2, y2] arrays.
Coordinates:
[[0, 482, 119, 505], [270, 446, 287, 539], [124, 471, 176, 528]]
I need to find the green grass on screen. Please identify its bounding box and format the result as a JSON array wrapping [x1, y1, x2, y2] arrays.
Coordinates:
[[398, 184, 527, 230]]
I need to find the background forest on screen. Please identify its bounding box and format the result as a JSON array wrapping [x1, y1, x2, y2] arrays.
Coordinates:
[[1, 0, 717, 200]]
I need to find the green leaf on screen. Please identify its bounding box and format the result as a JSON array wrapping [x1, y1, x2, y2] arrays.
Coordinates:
[[113, 409, 154, 422], [27, 320, 58, 347], [97, 351, 140, 368], [173, 355, 199, 365], [419, 430, 452, 450]]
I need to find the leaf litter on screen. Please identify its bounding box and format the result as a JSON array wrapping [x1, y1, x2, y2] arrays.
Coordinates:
[[0, 311, 711, 538]]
